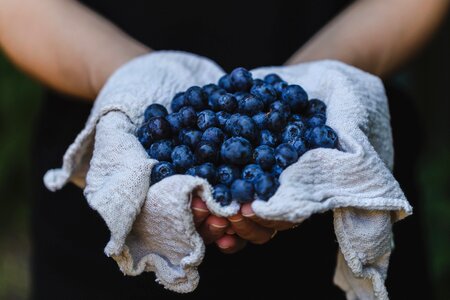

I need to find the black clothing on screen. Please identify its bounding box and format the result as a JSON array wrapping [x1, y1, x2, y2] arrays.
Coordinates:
[[31, 1, 432, 299]]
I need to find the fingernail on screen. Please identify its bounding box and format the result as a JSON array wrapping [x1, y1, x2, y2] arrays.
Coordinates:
[[242, 212, 255, 218], [226, 228, 235, 235], [229, 216, 244, 223], [210, 223, 228, 229], [241, 204, 255, 217], [217, 244, 230, 250], [192, 207, 208, 213]]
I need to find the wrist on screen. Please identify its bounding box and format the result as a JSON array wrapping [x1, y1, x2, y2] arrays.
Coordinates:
[[88, 43, 151, 99]]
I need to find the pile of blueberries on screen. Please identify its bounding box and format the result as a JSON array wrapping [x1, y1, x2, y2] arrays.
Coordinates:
[[137, 67, 338, 206]]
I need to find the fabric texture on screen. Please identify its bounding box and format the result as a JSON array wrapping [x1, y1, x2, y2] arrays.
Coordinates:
[[249, 62, 412, 300], [44, 51, 226, 292], [44, 54, 411, 298]]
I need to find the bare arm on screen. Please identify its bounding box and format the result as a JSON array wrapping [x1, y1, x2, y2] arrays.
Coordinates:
[[287, 0, 450, 77], [0, 0, 150, 100]]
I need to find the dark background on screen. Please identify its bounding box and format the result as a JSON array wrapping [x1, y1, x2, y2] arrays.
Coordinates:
[[0, 15, 449, 300]]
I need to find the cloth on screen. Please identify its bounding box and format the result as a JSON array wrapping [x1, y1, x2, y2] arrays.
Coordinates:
[[250, 62, 411, 299], [44, 53, 411, 299], [44, 51, 225, 292], [33, 2, 432, 299]]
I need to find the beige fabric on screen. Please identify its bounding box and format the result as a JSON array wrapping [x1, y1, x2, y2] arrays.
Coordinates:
[[43, 55, 411, 298], [250, 62, 411, 300]]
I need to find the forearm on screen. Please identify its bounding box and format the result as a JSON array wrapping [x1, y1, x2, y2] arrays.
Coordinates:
[[287, 0, 449, 77], [0, 0, 150, 100]]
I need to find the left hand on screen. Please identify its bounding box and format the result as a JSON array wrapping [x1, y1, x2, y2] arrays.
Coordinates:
[[223, 203, 296, 247]]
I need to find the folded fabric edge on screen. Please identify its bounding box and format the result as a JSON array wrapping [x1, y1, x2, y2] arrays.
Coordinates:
[[103, 175, 211, 293], [109, 244, 202, 293], [333, 208, 391, 300], [42, 105, 136, 192], [334, 250, 389, 300], [252, 195, 412, 224]]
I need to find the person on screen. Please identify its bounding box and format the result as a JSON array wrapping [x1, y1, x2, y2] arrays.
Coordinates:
[[0, 0, 448, 299]]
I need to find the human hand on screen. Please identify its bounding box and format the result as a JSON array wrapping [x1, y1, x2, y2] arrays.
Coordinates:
[[227, 203, 296, 245], [192, 196, 297, 253], [191, 196, 246, 254]]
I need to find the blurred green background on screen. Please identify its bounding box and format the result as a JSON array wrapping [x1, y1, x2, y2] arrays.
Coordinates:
[[0, 19, 449, 300]]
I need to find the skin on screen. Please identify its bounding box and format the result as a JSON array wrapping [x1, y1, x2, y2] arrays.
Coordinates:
[[0, 0, 448, 253]]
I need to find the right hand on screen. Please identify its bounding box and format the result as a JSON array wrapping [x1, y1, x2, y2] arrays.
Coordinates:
[[191, 196, 247, 254]]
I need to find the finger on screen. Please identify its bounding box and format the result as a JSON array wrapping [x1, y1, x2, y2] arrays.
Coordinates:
[[199, 215, 229, 244], [228, 213, 275, 245], [216, 234, 247, 254], [226, 227, 235, 235], [241, 203, 295, 231], [191, 196, 210, 227]]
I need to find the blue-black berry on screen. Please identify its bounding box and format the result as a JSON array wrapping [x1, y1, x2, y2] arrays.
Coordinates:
[[221, 137, 253, 165], [231, 179, 254, 203], [151, 162, 175, 185]]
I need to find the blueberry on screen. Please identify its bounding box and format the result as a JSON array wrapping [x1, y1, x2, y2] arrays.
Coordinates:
[[217, 164, 240, 186], [252, 112, 268, 130], [221, 137, 253, 165], [224, 113, 241, 134], [217, 93, 238, 112], [230, 67, 253, 91], [202, 127, 225, 145], [195, 140, 219, 163], [281, 124, 304, 143], [238, 95, 264, 116], [271, 165, 283, 177], [147, 116, 172, 140], [234, 92, 251, 102], [252, 78, 264, 86], [185, 86, 208, 111], [289, 115, 307, 132], [281, 84, 308, 113], [306, 99, 327, 116], [144, 104, 168, 121], [306, 114, 326, 128], [185, 166, 198, 176], [166, 113, 183, 133], [196, 162, 218, 184], [208, 89, 226, 111], [275, 143, 299, 168], [253, 145, 276, 170], [148, 139, 173, 161], [218, 74, 234, 92], [264, 73, 283, 84], [203, 83, 220, 96], [290, 137, 308, 156], [270, 101, 291, 119], [216, 111, 231, 128], [229, 115, 258, 143], [151, 161, 175, 185], [171, 92, 187, 112], [242, 164, 264, 182], [254, 173, 278, 201], [231, 179, 254, 203], [197, 110, 218, 131], [213, 184, 232, 206], [306, 125, 338, 149], [137, 124, 152, 148], [267, 111, 287, 132], [179, 106, 197, 128], [289, 114, 303, 122], [250, 83, 277, 106], [272, 81, 288, 97], [179, 129, 203, 149], [259, 130, 279, 147], [171, 145, 196, 172]]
